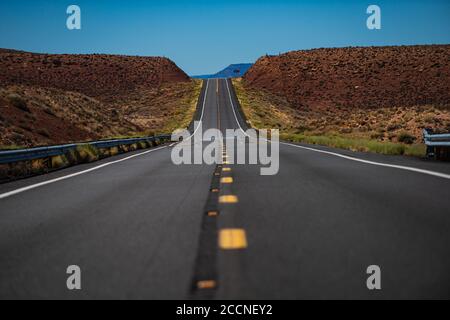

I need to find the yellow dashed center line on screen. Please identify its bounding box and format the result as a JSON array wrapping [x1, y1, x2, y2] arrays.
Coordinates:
[[222, 167, 231, 172], [207, 211, 219, 217], [219, 229, 248, 250], [197, 280, 217, 290], [219, 195, 239, 204], [221, 177, 233, 184]]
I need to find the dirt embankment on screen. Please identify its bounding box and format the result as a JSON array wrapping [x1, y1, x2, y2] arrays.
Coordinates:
[[244, 45, 450, 110], [241, 45, 450, 143], [0, 50, 198, 148]]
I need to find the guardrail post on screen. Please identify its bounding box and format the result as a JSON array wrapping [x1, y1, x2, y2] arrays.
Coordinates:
[[426, 146, 435, 159]]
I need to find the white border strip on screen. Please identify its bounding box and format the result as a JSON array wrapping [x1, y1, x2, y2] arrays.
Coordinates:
[[0, 147, 168, 200], [225, 79, 450, 181], [0, 80, 212, 200], [225, 79, 248, 136], [186, 79, 210, 140], [282, 142, 450, 180]]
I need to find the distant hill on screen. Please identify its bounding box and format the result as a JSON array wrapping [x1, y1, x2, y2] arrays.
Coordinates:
[[241, 45, 450, 142], [0, 50, 189, 101], [244, 45, 450, 110], [193, 63, 253, 79], [0, 49, 200, 148]]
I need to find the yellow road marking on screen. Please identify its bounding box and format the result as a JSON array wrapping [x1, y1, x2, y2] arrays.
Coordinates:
[[207, 211, 219, 217], [219, 229, 248, 250], [221, 177, 233, 184], [197, 280, 217, 289], [222, 168, 231, 172], [219, 195, 239, 204]]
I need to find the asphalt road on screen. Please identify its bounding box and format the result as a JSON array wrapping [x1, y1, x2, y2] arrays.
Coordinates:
[[1, 79, 450, 299]]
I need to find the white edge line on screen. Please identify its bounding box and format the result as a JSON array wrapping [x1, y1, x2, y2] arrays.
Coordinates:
[[0, 79, 211, 200], [0, 146, 168, 200], [185, 79, 210, 141], [225, 79, 450, 181], [282, 142, 450, 180], [225, 79, 249, 137]]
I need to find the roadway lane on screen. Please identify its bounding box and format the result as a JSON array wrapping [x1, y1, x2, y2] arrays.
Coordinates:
[[215, 78, 450, 300], [1, 78, 450, 300], [0, 80, 220, 299]]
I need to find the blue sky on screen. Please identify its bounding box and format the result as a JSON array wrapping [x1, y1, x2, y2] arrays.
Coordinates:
[[0, 0, 449, 75]]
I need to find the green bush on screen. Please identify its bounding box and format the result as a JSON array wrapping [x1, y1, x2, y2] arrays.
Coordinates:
[[397, 132, 416, 145]]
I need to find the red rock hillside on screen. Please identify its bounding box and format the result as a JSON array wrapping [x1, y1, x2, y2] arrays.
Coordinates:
[[0, 50, 199, 148], [0, 51, 189, 102], [243, 45, 450, 110]]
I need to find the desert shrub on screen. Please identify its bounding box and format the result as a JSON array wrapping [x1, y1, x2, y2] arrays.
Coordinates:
[[370, 132, 385, 140], [11, 132, 25, 143], [388, 132, 397, 140], [52, 59, 62, 67], [138, 141, 147, 149], [24, 113, 36, 121], [111, 109, 119, 117], [110, 146, 119, 156], [37, 129, 50, 138], [7, 94, 30, 112], [386, 123, 402, 131], [44, 107, 57, 117], [30, 159, 47, 174], [339, 127, 353, 134], [51, 155, 68, 169], [18, 124, 32, 132], [65, 149, 79, 165], [397, 132, 416, 144], [76, 145, 99, 163], [424, 114, 435, 123]]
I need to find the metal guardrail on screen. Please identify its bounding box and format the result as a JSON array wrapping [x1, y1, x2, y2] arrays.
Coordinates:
[[423, 129, 450, 147], [0, 135, 171, 165], [423, 129, 450, 159]]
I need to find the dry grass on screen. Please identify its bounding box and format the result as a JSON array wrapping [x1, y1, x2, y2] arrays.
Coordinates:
[[0, 80, 203, 148], [232, 78, 446, 157], [157, 79, 203, 134], [0, 138, 170, 181]]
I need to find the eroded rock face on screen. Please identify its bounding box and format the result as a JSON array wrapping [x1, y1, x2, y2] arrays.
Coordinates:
[[0, 51, 190, 102], [0, 50, 195, 148], [244, 45, 450, 111]]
